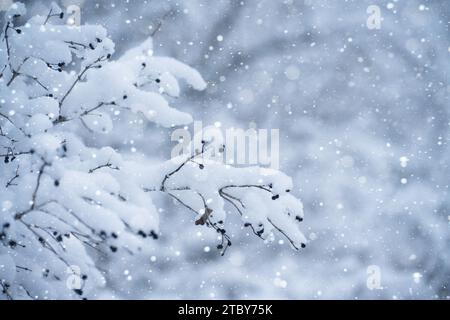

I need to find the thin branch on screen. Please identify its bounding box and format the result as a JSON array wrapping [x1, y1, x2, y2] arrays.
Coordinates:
[[220, 184, 274, 194], [267, 218, 303, 250], [58, 56, 109, 116], [0, 281, 13, 300], [5, 165, 19, 188], [3, 22, 13, 70], [81, 101, 116, 117], [31, 161, 49, 210], [88, 161, 119, 173], [43, 8, 53, 25], [18, 218, 70, 266], [0, 111, 28, 136], [0, 64, 7, 79], [167, 192, 198, 215], [160, 141, 210, 191], [0, 23, 42, 91], [144, 186, 190, 192], [16, 265, 32, 272], [150, 11, 173, 37], [64, 40, 88, 49], [14, 200, 57, 220], [54, 100, 119, 126], [0, 149, 32, 159], [43, 8, 64, 25]]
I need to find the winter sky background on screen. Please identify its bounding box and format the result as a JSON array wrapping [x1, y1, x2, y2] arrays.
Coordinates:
[[7, 0, 450, 299]]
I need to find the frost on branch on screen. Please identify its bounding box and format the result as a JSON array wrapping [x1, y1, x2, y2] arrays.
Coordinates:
[[0, 2, 305, 299]]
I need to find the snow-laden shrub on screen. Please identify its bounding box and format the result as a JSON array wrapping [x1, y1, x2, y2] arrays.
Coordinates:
[[0, 2, 306, 299]]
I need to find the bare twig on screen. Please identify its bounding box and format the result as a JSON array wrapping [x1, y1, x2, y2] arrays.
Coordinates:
[[267, 218, 304, 250], [43, 8, 64, 25], [58, 55, 109, 116], [31, 161, 50, 210], [5, 165, 19, 188], [43, 8, 53, 25], [150, 11, 173, 37], [160, 141, 210, 191], [0, 112, 28, 136], [0, 281, 13, 300], [88, 161, 119, 173], [0, 149, 32, 159]]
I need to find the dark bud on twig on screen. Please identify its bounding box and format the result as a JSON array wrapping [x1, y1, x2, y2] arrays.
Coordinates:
[[199, 164, 204, 170], [89, 43, 94, 50], [59, 12, 64, 19], [54, 180, 60, 187], [109, 245, 117, 252], [149, 230, 158, 239], [271, 195, 279, 200], [99, 230, 107, 239], [295, 215, 303, 222], [15, 29, 22, 34], [137, 230, 147, 238], [73, 289, 83, 296]]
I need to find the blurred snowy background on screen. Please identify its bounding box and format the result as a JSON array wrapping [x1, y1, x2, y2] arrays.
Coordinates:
[[11, 0, 450, 299]]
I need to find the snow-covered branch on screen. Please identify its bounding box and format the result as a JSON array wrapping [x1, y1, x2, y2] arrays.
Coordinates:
[[0, 2, 305, 300]]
